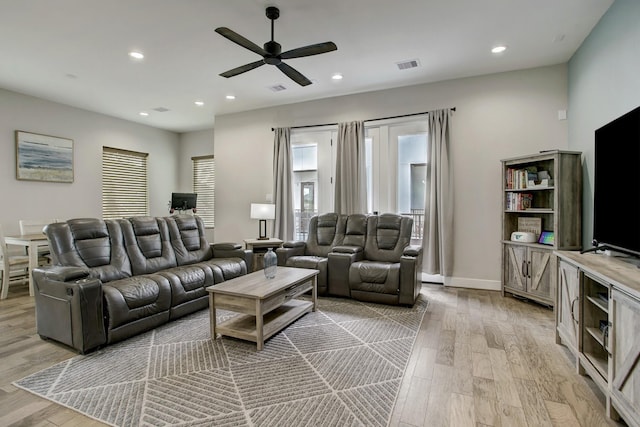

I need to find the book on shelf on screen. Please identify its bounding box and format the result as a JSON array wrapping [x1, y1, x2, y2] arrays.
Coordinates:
[[506, 192, 533, 210], [506, 167, 552, 190]]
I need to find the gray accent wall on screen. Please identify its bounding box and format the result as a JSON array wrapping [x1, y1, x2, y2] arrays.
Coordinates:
[[568, 0, 640, 251]]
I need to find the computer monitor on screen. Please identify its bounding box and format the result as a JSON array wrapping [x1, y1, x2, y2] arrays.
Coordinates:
[[170, 192, 197, 211]]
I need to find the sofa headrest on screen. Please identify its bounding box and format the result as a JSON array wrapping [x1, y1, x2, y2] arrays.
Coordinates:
[[68, 218, 109, 241], [129, 217, 161, 236]]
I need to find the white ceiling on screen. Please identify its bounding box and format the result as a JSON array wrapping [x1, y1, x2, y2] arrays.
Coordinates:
[[0, 0, 613, 133]]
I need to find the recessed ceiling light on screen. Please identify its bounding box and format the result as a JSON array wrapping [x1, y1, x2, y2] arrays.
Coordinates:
[[129, 51, 144, 59], [139, 111, 149, 116], [226, 95, 236, 100], [491, 45, 507, 54], [194, 101, 204, 106], [332, 73, 343, 80]]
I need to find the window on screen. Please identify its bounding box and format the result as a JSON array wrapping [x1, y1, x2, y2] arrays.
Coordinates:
[[291, 129, 335, 240], [192, 155, 215, 228], [365, 119, 428, 241], [102, 147, 148, 219]]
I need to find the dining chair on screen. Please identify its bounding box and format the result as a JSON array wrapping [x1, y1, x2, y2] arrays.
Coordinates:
[[0, 224, 30, 299], [19, 219, 58, 266], [19, 219, 59, 235]]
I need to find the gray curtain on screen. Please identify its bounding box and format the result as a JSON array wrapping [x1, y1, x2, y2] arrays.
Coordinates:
[[422, 109, 454, 277], [273, 127, 294, 241], [334, 121, 367, 214]]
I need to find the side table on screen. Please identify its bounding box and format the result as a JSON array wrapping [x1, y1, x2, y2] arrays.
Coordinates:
[[243, 238, 283, 272]]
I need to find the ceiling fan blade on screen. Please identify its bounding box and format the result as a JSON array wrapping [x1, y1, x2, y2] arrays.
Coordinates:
[[215, 27, 268, 57], [220, 60, 266, 78], [280, 42, 337, 59], [276, 62, 312, 86]]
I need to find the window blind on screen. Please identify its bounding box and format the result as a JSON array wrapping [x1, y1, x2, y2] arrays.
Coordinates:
[[193, 155, 215, 227], [102, 146, 149, 219]]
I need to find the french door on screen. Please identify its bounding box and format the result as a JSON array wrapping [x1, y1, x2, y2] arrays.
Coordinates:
[[291, 128, 336, 240]]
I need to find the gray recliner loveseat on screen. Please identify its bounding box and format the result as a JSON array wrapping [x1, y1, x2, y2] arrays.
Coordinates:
[[277, 212, 422, 306], [32, 215, 251, 353]]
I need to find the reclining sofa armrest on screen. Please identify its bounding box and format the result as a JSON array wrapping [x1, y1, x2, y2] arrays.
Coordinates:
[[32, 267, 107, 354], [327, 247, 364, 297], [403, 245, 423, 257], [39, 265, 91, 282], [283, 241, 306, 248], [399, 246, 424, 306], [331, 245, 364, 254], [211, 243, 253, 272], [276, 244, 306, 266], [212, 242, 241, 251]]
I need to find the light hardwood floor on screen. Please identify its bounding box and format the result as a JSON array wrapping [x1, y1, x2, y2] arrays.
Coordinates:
[[0, 282, 625, 426]]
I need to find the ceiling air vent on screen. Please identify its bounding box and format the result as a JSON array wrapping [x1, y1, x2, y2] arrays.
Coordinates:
[[396, 59, 420, 70], [153, 107, 170, 112], [268, 84, 287, 92]]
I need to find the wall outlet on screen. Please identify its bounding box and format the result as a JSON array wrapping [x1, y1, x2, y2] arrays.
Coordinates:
[[558, 109, 567, 120]]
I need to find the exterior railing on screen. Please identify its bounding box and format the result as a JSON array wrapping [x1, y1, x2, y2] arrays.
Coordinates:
[[294, 209, 317, 241], [401, 209, 425, 240]]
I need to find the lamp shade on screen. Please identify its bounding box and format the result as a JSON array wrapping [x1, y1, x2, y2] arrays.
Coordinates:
[[250, 203, 275, 220]]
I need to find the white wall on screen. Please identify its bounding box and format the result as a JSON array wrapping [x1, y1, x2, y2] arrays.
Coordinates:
[[214, 64, 569, 289], [568, 0, 640, 249], [0, 88, 179, 236], [178, 128, 215, 241]]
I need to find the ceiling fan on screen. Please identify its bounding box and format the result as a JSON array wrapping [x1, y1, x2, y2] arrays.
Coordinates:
[[215, 6, 337, 87]]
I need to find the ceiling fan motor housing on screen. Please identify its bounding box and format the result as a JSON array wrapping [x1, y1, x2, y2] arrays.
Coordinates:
[[264, 41, 282, 63], [215, 5, 336, 86]]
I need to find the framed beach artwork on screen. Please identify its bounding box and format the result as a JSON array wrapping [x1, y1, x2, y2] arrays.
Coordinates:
[[15, 130, 74, 183]]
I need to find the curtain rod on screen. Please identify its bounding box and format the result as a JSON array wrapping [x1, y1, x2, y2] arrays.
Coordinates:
[[271, 107, 456, 131]]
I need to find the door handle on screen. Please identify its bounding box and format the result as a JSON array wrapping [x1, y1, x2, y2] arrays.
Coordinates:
[[570, 297, 578, 323]]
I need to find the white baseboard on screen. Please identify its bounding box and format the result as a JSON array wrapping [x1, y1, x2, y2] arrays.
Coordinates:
[[420, 273, 444, 283], [441, 276, 501, 291], [420, 273, 501, 291]]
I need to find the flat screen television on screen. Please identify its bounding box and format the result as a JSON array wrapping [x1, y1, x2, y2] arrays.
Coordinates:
[[170, 192, 197, 211], [591, 105, 640, 258]]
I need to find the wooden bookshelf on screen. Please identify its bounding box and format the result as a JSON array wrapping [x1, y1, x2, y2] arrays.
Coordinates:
[[501, 150, 582, 306]]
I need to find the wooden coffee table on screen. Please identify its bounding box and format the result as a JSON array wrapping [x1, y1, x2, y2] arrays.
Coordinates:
[[206, 266, 318, 350]]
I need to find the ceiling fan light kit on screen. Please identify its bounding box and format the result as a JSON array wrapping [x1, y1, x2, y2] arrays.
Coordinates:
[[215, 6, 337, 86]]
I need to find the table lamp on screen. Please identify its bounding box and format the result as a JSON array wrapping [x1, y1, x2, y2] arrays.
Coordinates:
[[250, 203, 275, 240]]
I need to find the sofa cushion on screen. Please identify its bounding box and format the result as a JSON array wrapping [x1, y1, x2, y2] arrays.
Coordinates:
[[364, 214, 412, 262], [45, 218, 132, 282], [166, 216, 213, 265], [349, 261, 400, 294], [102, 273, 172, 343], [202, 258, 247, 282], [286, 256, 328, 293], [343, 214, 367, 247], [121, 217, 177, 275], [304, 213, 344, 257], [157, 264, 212, 308]]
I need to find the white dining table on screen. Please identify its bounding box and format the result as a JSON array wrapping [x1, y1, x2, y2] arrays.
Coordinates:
[[5, 233, 49, 296]]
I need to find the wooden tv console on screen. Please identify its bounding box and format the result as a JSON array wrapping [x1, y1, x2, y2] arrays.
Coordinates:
[[555, 250, 640, 427]]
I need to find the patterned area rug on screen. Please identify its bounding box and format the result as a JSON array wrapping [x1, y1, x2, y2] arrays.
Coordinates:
[[14, 295, 428, 427]]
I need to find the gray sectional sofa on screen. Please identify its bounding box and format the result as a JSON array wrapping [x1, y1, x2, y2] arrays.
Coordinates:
[[276, 212, 423, 306], [32, 215, 251, 353]]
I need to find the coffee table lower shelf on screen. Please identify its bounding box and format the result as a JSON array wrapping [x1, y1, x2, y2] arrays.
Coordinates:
[[216, 299, 313, 345]]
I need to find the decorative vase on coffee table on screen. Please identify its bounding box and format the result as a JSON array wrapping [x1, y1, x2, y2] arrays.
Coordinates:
[[263, 247, 277, 279]]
